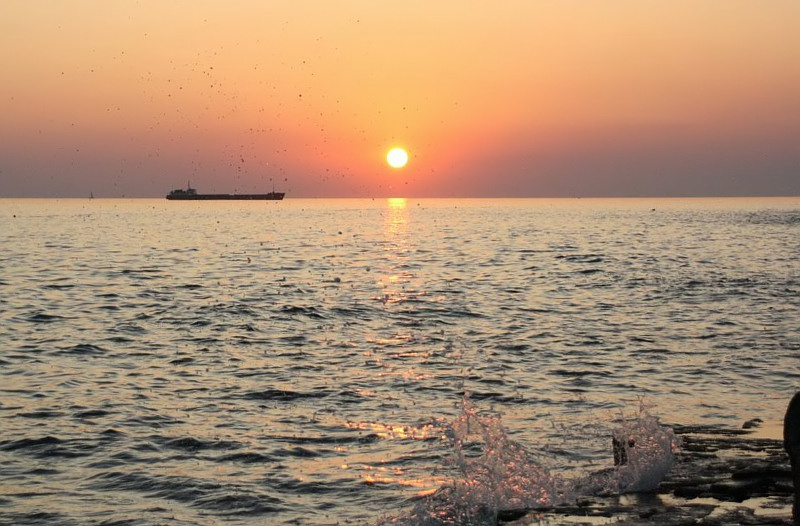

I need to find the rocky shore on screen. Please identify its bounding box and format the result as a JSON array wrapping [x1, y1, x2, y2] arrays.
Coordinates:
[[506, 423, 794, 525]]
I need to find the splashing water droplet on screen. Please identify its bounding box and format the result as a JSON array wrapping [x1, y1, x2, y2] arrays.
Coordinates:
[[378, 397, 678, 525]]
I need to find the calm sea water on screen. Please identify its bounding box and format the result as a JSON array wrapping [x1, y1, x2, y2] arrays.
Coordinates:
[[1, 197, 798, 525]]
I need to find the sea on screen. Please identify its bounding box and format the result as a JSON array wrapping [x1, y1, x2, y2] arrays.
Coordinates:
[[1, 197, 798, 525]]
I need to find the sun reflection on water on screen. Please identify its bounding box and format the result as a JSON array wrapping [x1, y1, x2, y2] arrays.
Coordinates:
[[377, 197, 419, 307], [341, 419, 451, 494], [344, 420, 446, 441], [383, 197, 409, 244]]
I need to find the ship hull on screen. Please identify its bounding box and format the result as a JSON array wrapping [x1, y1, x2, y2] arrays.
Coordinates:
[[166, 192, 285, 201]]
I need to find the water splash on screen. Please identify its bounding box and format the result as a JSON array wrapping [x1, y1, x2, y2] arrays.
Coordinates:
[[379, 398, 678, 525]]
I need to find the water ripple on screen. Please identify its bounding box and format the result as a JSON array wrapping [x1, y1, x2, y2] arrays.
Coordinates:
[[1, 197, 798, 524]]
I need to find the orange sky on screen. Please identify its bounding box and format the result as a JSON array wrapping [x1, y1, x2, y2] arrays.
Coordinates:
[[1, 1, 798, 197]]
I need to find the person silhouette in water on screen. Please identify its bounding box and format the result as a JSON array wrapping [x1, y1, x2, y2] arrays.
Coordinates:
[[785, 392, 800, 524]]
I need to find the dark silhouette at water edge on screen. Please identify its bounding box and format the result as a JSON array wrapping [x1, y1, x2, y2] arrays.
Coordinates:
[[785, 392, 800, 524]]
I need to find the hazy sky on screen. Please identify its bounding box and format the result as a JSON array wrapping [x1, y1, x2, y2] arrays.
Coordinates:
[[2, 1, 798, 198]]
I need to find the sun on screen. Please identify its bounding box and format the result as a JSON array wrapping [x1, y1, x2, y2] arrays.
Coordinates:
[[386, 147, 409, 169]]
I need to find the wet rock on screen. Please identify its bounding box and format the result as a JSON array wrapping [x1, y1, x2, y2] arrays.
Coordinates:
[[504, 423, 794, 525]]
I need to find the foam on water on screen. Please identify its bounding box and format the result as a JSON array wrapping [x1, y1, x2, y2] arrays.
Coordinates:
[[380, 398, 678, 525]]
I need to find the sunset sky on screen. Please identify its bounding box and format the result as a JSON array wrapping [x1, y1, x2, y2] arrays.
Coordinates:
[[1, 2, 798, 198]]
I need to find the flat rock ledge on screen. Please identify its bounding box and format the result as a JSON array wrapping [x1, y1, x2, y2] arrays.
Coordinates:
[[504, 424, 794, 525]]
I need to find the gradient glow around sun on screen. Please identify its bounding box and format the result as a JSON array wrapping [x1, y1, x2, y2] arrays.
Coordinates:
[[386, 147, 408, 169]]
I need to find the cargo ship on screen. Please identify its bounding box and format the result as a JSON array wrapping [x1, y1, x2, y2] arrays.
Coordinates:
[[166, 184, 284, 201]]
